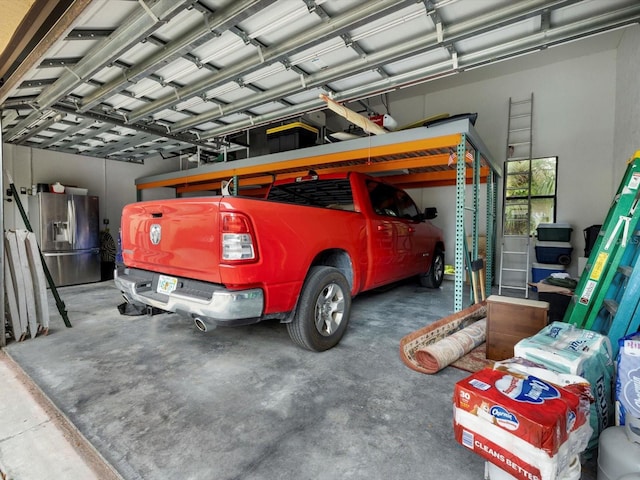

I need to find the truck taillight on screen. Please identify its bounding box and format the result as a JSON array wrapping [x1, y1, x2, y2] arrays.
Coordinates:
[[221, 213, 257, 261]]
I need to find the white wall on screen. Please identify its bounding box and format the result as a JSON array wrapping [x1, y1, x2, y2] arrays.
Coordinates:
[[614, 25, 640, 181], [2, 143, 179, 236], [368, 32, 626, 277]]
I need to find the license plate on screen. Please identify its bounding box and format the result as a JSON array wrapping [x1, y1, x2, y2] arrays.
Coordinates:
[[157, 275, 178, 294]]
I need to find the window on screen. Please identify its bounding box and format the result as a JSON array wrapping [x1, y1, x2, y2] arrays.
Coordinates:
[[267, 178, 353, 207], [396, 190, 419, 220], [368, 181, 396, 216], [367, 180, 420, 220], [503, 156, 557, 235]]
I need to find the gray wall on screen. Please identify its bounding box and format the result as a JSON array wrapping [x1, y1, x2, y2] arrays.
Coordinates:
[[1, 143, 179, 237]]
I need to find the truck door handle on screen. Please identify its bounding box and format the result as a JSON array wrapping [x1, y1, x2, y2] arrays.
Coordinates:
[[408, 227, 415, 233], [377, 224, 391, 231]]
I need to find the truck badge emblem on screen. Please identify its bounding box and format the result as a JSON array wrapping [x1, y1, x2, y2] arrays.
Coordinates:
[[150, 224, 161, 245]]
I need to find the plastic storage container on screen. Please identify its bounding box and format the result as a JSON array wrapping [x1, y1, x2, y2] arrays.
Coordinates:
[[537, 223, 573, 242], [531, 262, 565, 283], [535, 241, 573, 265], [266, 122, 318, 153]]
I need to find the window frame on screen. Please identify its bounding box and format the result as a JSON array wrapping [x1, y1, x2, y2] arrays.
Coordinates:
[[503, 156, 558, 236]]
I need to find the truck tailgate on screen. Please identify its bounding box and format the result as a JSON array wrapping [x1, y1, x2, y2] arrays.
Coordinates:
[[121, 198, 222, 283]]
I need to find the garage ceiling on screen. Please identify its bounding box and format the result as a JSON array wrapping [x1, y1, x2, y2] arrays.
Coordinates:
[[1, 0, 638, 164]]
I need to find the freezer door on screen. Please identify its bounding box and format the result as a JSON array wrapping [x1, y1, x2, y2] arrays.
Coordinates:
[[43, 249, 101, 286], [71, 195, 100, 250]]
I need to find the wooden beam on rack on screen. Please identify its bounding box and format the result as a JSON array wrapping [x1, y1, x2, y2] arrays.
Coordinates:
[[319, 94, 387, 135]]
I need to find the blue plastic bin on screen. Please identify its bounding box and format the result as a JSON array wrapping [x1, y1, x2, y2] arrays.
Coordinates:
[[535, 241, 573, 265], [531, 263, 565, 283]]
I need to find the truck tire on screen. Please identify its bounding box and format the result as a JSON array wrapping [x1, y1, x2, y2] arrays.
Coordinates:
[[420, 249, 444, 288], [287, 266, 351, 351]]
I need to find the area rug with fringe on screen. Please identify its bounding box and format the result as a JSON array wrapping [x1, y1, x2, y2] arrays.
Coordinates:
[[450, 342, 494, 373], [400, 302, 488, 374]]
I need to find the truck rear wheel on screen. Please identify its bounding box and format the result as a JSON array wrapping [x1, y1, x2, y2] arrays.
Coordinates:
[[420, 249, 444, 288], [287, 266, 351, 352]]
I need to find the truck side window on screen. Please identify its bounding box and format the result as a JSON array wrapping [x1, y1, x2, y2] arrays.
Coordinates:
[[367, 180, 398, 217], [396, 191, 419, 220]]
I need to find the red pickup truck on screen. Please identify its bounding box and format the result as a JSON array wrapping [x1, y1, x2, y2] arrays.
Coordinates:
[[115, 171, 445, 351]]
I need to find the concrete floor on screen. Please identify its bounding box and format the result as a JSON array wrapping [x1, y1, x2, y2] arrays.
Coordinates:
[[0, 351, 121, 479], [3, 279, 598, 479]]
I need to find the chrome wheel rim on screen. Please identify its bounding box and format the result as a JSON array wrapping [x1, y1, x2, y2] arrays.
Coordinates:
[[314, 282, 345, 336], [434, 255, 444, 283]]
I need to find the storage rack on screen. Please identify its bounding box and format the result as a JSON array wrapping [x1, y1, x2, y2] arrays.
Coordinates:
[[134, 118, 501, 312]]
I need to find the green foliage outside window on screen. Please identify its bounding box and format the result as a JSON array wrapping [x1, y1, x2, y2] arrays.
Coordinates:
[[504, 157, 557, 235]]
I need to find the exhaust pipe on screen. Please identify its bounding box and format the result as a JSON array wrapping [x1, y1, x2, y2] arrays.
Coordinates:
[[194, 316, 215, 332]]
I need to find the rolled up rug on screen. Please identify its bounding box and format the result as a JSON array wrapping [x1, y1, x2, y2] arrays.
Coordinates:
[[399, 302, 486, 374], [415, 319, 486, 374]]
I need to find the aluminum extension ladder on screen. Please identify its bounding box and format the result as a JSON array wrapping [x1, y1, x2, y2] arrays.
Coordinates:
[[498, 94, 534, 298], [564, 152, 640, 357]]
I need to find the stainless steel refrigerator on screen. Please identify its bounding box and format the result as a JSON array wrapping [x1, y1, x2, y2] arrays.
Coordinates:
[[28, 192, 101, 286]]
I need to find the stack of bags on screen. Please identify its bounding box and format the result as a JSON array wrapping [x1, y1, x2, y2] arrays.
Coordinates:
[[453, 322, 614, 480]]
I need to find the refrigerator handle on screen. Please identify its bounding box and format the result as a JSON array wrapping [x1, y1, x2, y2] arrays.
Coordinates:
[[68, 198, 76, 246]]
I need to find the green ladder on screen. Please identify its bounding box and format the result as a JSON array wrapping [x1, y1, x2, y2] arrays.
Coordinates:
[[564, 151, 640, 356]]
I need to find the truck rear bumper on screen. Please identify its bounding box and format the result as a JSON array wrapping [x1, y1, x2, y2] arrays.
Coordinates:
[[114, 266, 264, 325]]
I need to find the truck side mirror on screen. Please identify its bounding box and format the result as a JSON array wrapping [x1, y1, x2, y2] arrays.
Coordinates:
[[424, 207, 438, 220]]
